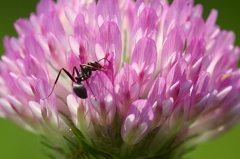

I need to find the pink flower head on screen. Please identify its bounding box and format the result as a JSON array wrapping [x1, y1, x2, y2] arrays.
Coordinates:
[[1, 0, 240, 158]]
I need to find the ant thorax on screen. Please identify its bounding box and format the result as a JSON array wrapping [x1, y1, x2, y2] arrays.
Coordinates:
[[78, 66, 92, 81]]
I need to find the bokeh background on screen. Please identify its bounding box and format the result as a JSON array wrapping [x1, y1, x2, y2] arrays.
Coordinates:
[[0, 0, 239, 158]]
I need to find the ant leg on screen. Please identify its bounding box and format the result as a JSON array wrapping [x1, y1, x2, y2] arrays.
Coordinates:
[[71, 66, 79, 86], [42, 68, 76, 99], [79, 65, 96, 100], [86, 80, 97, 101], [79, 57, 111, 71], [97, 57, 111, 70], [80, 63, 108, 71], [72, 66, 79, 77], [97, 57, 111, 64]]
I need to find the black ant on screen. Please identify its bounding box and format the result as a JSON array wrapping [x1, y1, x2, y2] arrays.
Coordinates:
[[43, 58, 110, 99]]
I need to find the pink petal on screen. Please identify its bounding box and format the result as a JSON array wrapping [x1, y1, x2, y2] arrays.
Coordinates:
[[64, 5, 77, 27], [205, 9, 218, 36], [163, 0, 193, 38], [161, 28, 185, 76], [97, 21, 122, 74], [121, 99, 154, 144], [14, 19, 33, 36], [36, 0, 55, 15], [29, 101, 43, 119], [166, 58, 188, 90], [131, 37, 157, 86], [0, 98, 17, 116], [96, 0, 121, 27], [24, 35, 47, 68], [187, 17, 205, 42], [23, 55, 48, 80], [148, 77, 166, 105], [41, 12, 66, 48], [87, 71, 116, 125], [131, 7, 159, 44], [34, 79, 56, 105], [114, 63, 140, 115]]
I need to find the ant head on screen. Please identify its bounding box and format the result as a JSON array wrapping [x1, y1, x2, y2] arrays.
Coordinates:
[[73, 83, 87, 99]]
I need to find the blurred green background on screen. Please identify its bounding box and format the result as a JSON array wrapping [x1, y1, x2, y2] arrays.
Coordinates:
[[0, 0, 239, 158]]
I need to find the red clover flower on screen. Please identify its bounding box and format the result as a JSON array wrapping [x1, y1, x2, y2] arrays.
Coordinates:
[[0, 0, 240, 158]]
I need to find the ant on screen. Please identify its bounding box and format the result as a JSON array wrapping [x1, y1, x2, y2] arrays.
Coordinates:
[[43, 58, 110, 99]]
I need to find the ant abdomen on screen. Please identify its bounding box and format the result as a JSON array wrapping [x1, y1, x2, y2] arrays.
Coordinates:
[[73, 83, 87, 99]]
